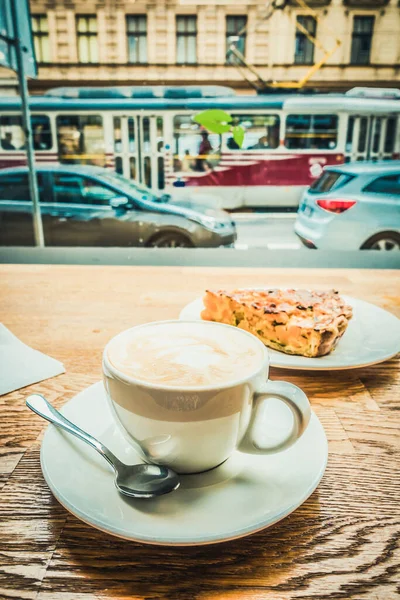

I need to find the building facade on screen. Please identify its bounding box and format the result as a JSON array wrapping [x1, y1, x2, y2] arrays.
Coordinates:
[[1, 0, 399, 94]]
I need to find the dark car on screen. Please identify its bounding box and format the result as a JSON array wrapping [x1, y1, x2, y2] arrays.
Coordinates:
[[0, 165, 236, 247]]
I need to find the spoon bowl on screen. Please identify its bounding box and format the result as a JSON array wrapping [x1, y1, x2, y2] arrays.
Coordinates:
[[26, 394, 180, 499]]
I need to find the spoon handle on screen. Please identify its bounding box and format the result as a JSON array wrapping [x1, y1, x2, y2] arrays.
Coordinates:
[[26, 394, 120, 471]]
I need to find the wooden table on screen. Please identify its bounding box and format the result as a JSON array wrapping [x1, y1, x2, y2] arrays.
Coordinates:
[[1, 265, 399, 600]]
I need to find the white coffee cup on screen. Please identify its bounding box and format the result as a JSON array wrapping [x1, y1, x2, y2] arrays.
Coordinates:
[[103, 320, 311, 474]]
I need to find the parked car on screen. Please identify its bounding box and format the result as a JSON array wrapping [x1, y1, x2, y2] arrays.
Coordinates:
[[295, 162, 400, 251], [0, 165, 236, 248]]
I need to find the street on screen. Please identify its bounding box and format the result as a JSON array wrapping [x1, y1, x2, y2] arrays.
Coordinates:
[[232, 213, 300, 250]]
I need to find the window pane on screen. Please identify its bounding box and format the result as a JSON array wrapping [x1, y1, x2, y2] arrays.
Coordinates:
[[384, 118, 397, 153], [372, 118, 382, 153], [295, 17, 316, 65], [130, 157, 137, 180], [88, 17, 97, 33], [285, 114, 338, 150], [158, 156, 165, 190], [78, 36, 89, 63], [128, 117, 136, 152], [53, 175, 114, 205], [346, 116, 354, 152], [176, 36, 186, 63], [113, 117, 122, 152], [115, 156, 123, 174], [144, 156, 152, 187], [364, 175, 400, 195], [173, 115, 221, 173], [142, 117, 150, 148], [40, 37, 50, 62], [77, 18, 88, 33], [138, 36, 147, 63], [56, 115, 105, 166], [309, 172, 354, 193], [89, 36, 98, 63], [358, 117, 368, 152], [227, 115, 280, 150], [226, 16, 246, 61], [0, 116, 25, 151], [157, 117, 164, 151], [31, 115, 52, 150], [186, 36, 197, 64], [0, 174, 30, 200]]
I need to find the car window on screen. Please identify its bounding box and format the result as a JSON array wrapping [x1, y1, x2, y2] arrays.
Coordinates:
[[0, 173, 45, 201], [309, 171, 354, 193], [52, 174, 116, 205], [363, 174, 400, 196]]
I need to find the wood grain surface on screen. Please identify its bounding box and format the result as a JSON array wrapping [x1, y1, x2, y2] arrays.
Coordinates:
[[0, 265, 399, 600]]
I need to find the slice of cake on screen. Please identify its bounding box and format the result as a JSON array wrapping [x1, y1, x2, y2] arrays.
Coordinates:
[[201, 288, 352, 357]]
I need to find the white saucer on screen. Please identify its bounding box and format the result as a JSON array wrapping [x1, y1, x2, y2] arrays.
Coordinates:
[[179, 294, 400, 370], [41, 382, 327, 546]]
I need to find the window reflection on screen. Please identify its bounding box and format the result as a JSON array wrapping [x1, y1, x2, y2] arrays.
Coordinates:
[[173, 115, 221, 173], [56, 115, 105, 166]]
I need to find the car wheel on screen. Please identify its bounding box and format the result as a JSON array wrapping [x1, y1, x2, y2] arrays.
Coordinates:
[[361, 231, 400, 251], [146, 232, 194, 248]]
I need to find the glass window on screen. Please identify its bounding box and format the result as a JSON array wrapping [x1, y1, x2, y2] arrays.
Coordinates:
[[294, 16, 316, 65], [128, 117, 136, 152], [32, 115, 52, 150], [0, 173, 44, 201], [309, 171, 354, 193], [158, 156, 165, 190], [226, 16, 247, 63], [384, 118, 397, 154], [346, 116, 354, 153], [372, 118, 382, 154], [173, 115, 221, 173], [53, 174, 116, 205], [157, 117, 164, 152], [32, 15, 50, 62], [130, 157, 137, 180], [126, 16, 147, 64], [351, 16, 374, 65], [285, 114, 338, 150], [115, 156, 123, 175], [176, 16, 197, 64], [227, 115, 280, 151], [56, 115, 105, 166], [142, 117, 150, 152], [76, 16, 98, 64], [143, 156, 152, 187], [363, 174, 400, 196], [113, 117, 122, 153], [358, 117, 368, 153], [0, 116, 25, 151]]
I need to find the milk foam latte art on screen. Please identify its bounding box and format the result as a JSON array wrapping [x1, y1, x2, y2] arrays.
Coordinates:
[[106, 321, 264, 388]]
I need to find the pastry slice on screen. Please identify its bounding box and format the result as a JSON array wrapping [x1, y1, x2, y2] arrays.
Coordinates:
[[201, 288, 352, 357]]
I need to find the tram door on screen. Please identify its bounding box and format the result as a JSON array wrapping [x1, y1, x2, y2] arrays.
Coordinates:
[[112, 114, 165, 192], [346, 115, 398, 162]]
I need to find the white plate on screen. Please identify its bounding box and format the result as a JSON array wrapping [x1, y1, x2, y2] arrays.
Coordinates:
[[179, 294, 400, 370], [41, 382, 328, 546]]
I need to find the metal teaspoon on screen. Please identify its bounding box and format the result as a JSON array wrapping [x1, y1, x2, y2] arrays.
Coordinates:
[[26, 394, 180, 499]]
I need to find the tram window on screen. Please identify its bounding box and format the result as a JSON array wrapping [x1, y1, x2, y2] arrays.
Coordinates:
[[142, 117, 150, 152], [56, 115, 105, 166], [158, 157, 165, 190], [157, 117, 164, 152], [115, 156, 123, 175], [31, 115, 52, 150], [144, 156, 151, 187], [384, 118, 397, 154], [358, 118, 368, 153], [173, 115, 221, 173], [346, 117, 354, 152], [372, 118, 382, 153], [227, 115, 280, 150], [128, 118, 136, 152], [113, 117, 122, 153], [285, 114, 338, 150], [0, 116, 25, 151], [130, 157, 137, 180]]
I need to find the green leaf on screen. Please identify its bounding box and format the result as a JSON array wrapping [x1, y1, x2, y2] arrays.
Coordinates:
[[193, 109, 232, 134], [232, 125, 245, 148]]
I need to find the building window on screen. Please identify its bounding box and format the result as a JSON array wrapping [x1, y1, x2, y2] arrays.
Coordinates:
[[76, 16, 98, 64], [351, 16, 374, 65], [294, 16, 316, 65], [226, 16, 247, 63], [32, 15, 50, 63], [176, 16, 197, 64], [126, 16, 147, 64]]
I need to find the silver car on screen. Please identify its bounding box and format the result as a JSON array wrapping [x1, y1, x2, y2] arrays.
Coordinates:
[[295, 162, 400, 251]]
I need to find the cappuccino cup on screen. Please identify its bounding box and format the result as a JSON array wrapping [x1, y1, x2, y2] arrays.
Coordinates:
[[103, 320, 311, 474]]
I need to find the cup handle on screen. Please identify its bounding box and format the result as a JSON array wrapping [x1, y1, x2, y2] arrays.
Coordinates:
[[238, 380, 312, 455]]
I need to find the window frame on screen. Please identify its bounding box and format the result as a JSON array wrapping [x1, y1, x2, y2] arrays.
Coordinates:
[[76, 15, 99, 64], [126, 15, 148, 65], [176, 16, 197, 65], [350, 16, 374, 66]]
